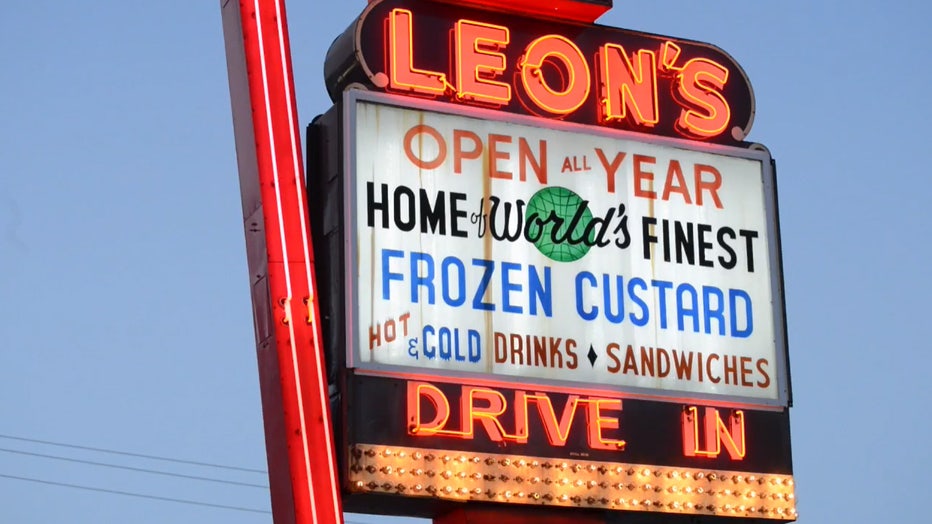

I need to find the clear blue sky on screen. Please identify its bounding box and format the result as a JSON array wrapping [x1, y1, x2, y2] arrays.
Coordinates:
[[1, 1, 930, 522]]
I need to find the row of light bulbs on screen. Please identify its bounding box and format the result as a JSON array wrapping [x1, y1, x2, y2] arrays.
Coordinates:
[[351, 444, 797, 520]]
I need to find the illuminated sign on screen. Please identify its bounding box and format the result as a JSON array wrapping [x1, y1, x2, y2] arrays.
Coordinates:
[[324, 0, 755, 144], [306, 1, 794, 520], [341, 374, 796, 519], [445, 0, 613, 24], [343, 90, 788, 408]]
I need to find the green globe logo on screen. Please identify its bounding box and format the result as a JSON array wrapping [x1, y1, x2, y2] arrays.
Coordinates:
[[524, 186, 593, 262]]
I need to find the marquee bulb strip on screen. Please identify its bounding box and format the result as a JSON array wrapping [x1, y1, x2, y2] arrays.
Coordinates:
[[348, 444, 796, 520]]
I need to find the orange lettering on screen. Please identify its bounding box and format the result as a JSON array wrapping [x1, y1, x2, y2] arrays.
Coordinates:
[[661, 160, 691, 204], [595, 148, 626, 194], [403, 124, 447, 170], [455, 20, 511, 105], [682, 406, 746, 460], [488, 134, 512, 179], [633, 154, 656, 199], [674, 58, 731, 139], [519, 35, 590, 115], [453, 129, 482, 174], [462, 386, 510, 441], [694, 164, 723, 208], [529, 393, 581, 446], [518, 137, 547, 184], [586, 398, 626, 450], [598, 44, 659, 127], [387, 9, 449, 95], [407, 382, 451, 435]]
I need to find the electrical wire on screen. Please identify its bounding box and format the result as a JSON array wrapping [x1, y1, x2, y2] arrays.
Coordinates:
[[0, 435, 430, 521], [0, 433, 266, 474], [0, 447, 269, 488], [0, 473, 271, 514]]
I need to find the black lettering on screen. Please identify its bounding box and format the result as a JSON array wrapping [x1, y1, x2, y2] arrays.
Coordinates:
[[697, 223, 713, 267], [674, 220, 694, 265], [393, 186, 416, 232], [717, 227, 737, 269], [450, 192, 468, 238], [642, 216, 657, 260], [612, 204, 631, 249], [488, 196, 525, 241], [419, 189, 446, 234], [367, 182, 389, 228], [739, 229, 759, 272]]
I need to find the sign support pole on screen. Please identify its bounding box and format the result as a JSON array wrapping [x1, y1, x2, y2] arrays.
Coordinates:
[[220, 1, 344, 523]]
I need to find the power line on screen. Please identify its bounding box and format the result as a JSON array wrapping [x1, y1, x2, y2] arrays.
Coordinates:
[[0, 433, 266, 474], [0, 473, 271, 514], [0, 447, 269, 489]]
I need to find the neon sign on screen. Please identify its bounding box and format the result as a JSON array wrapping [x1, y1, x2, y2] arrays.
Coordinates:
[[310, 0, 794, 518], [324, 0, 756, 144], [406, 379, 753, 459], [407, 381, 627, 451]]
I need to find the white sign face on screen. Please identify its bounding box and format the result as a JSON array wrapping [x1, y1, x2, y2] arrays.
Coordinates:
[[346, 93, 787, 407]]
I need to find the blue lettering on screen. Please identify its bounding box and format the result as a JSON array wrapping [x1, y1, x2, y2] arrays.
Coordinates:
[[501, 262, 523, 314], [575, 271, 598, 321], [381, 249, 404, 300], [454, 328, 467, 361], [602, 274, 625, 324], [410, 252, 435, 304], [468, 330, 481, 363], [528, 266, 552, 317], [628, 277, 649, 326], [441, 256, 466, 306], [471, 259, 496, 311], [729, 289, 753, 338], [438, 327, 453, 360], [676, 283, 699, 332], [422, 325, 436, 359], [651, 280, 674, 329], [702, 286, 726, 335]]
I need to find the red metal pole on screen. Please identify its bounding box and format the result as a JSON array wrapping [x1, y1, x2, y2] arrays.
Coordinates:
[[220, 1, 344, 523]]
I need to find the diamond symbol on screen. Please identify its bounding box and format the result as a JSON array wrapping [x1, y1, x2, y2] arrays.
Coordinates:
[[587, 344, 597, 367]]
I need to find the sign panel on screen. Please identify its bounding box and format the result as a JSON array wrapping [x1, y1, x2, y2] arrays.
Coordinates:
[[342, 373, 796, 520], [345, 91, 787, 408], [324, 0, 756, 145]]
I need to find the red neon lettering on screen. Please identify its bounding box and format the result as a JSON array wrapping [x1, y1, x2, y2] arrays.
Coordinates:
[[586, 398, 626, 450], [405, 381, 625, 450], [407, 382, 451, 435], [660, 40, 682, 71], [461, 386, 511, 442], [681, 406, 746, 460], [673, 58, 732, 139], [598, 44, 659, 127], [519, 35, 590, 115], [455, 20, 511, 105], [388, 9, 449, 96], [377, 16, 748, 143], [528, 393, 581, 446]]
